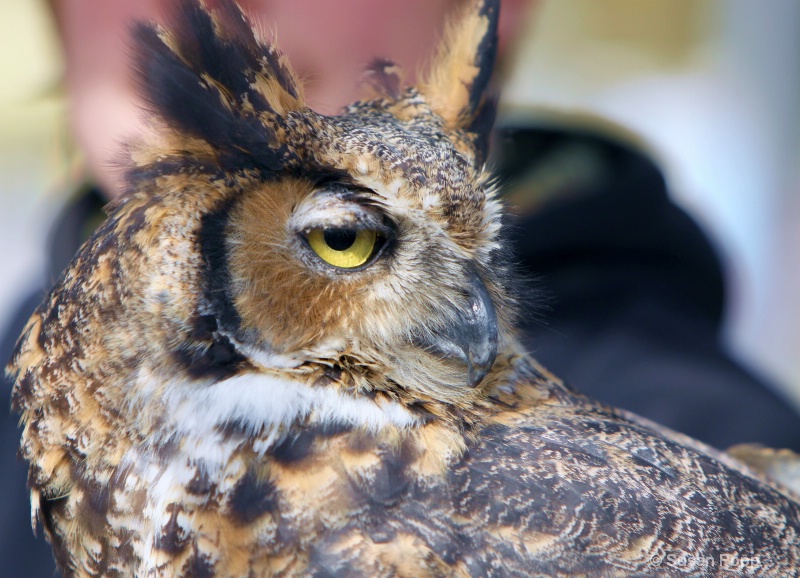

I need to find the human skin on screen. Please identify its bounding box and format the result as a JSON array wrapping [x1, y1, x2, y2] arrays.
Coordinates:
[[48, 0, 534, 196]]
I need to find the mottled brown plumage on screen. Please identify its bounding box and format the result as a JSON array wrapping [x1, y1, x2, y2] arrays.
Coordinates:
[[8, 0, 800, 576]]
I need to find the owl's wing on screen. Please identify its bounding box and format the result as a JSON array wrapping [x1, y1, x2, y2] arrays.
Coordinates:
[[296, 383, 800, 576]]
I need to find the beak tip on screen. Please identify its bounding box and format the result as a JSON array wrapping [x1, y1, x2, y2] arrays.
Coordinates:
[[467, 352, 497, 388], [468, 368, 488, 388]]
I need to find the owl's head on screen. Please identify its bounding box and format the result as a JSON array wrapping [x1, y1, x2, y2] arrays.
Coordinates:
[[27, 0, 523, 443]]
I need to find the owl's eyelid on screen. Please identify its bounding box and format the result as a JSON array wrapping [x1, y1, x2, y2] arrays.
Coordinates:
[[311, 184, 377, 203], [294, 197, 395, 237], [300, 220, 392, 238]]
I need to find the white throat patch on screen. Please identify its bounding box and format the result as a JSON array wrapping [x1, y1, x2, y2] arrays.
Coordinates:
[[164, 371, 420, 445]]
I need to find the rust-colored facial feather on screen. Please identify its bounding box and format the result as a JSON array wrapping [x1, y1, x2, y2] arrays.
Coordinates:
[[227, 177, 379, 351]]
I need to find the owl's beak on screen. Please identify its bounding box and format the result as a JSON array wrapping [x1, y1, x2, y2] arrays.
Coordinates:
[[422, 266, 499, 388]]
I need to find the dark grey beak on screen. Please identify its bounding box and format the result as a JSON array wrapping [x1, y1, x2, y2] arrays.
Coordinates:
[[419, 266, 499, 388]]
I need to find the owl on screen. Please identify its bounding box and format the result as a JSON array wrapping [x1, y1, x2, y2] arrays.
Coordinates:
[[8, 0, 800, 576]]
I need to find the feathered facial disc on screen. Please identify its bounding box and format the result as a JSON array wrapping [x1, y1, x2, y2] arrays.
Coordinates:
[[128, 0, 513, 401]]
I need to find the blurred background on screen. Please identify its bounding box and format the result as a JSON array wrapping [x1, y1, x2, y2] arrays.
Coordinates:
[[2, 0, 799, 404], [0, 1, 65, 341]]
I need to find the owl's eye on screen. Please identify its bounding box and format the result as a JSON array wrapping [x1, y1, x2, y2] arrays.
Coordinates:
[[306, 228, 383, 269]]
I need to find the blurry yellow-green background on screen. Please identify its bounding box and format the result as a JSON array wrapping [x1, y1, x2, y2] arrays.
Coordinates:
[[2, 1, 799, 404], [0, 1, 64, 335]]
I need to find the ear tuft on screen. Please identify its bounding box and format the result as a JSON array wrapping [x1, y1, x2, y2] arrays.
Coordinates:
[[420, 0, 499, 132], [132, 0, 303, 172]]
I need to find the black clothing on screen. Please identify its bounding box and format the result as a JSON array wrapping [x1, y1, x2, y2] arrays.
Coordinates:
[[3, 127, 799, 576], [495, 125, 800, 448]]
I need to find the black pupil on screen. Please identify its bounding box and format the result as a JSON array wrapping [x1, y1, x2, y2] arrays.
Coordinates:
[[324, 229, 358, 251]]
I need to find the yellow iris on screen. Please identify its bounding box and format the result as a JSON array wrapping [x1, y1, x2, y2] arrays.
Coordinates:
[[307, 228, 378, 269]]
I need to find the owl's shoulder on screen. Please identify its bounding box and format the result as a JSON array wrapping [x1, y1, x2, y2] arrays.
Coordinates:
[[282, 375, 800, 576]]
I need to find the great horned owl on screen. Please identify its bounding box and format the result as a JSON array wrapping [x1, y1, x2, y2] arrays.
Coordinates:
[[8, 0, 800, 576]]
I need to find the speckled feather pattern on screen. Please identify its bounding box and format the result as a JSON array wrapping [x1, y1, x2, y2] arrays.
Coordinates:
[[8, 0, 800, 576]]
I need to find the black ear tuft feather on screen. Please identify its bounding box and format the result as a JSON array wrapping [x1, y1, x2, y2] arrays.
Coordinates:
[[468, 91, 498, 167], [210, 0, 302, 102], [132, 0, 302, 173], [465, 0, 499, 125], [168, 0, 275, 112]]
